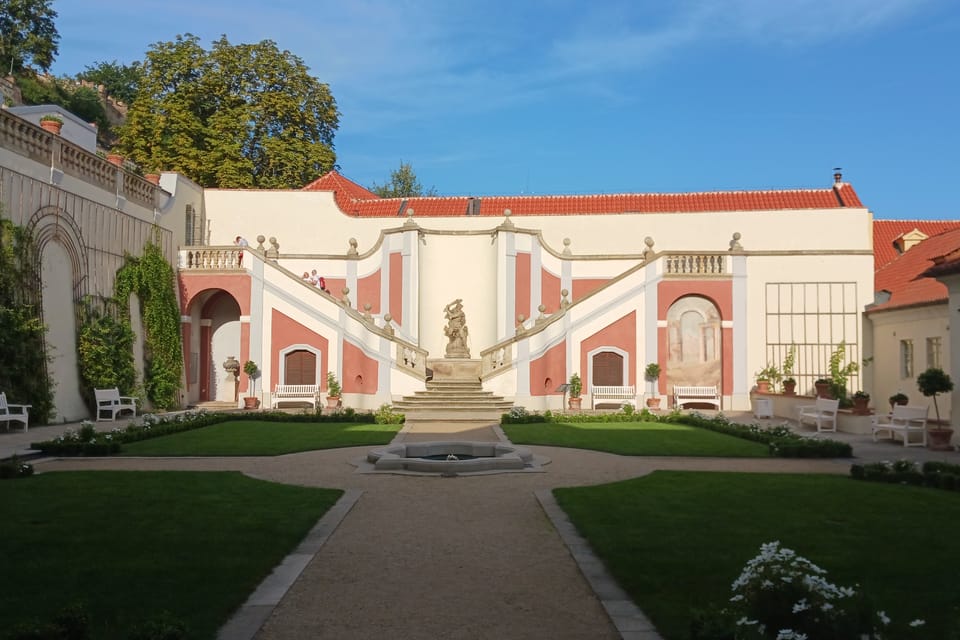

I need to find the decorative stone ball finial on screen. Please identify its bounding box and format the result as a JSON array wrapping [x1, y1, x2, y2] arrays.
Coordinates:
[[255, 235, 266, 251], [562, 237, 572, 256], [729, 231, 743, 251], [347, 238, 358, 256]]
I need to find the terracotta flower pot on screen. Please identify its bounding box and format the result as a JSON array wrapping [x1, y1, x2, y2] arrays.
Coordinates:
[[756, 380, 771, 394], [243, 397, 260, 410], [646, 397, 662, 410], [40, 120, 62, 134], [568, 396, 582, 411], [327, 395, 341, 409], [782, 380, 797, 396], [815, 382, 832, 399], [852, 397, 870, 415], [927, 428, 954, 451]]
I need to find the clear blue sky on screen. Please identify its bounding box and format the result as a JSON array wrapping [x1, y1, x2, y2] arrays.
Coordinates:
[[50, 1, 959, 219]]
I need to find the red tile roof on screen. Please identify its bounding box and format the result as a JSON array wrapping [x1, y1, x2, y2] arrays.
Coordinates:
[[302, 171, 867, 217], [870, 227, 960, 313], [873, 219, 960, 271]]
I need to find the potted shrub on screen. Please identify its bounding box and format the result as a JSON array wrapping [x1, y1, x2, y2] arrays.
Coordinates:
[[814, 378, 833, 399], [39, 113, 63, 134], [242, 360, 260, 409], [326, 371, 342, 409], [568, 372, 582, 411], [851, 390, 870, 415], [917, 367, 954, 450], [645, 362, 662, 409], [755, 364, 781, 394], [781, 345, 797, 395], [888, 392, 909, 410]]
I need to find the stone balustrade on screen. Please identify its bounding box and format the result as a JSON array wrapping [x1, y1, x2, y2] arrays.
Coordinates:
[[180, 247, 243, 270], [0, 108, 155, 208], [664, 253, 728, 275]]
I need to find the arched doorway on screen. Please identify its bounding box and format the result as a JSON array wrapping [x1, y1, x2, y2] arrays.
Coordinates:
[[666, 295, 721, 407]]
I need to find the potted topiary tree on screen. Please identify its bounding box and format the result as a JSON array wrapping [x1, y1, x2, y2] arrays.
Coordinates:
[[568, 372, 582, 410], [326, 371, 342, 409], [755, 364, 781, 394], [917, 367, 954, 450], [645, 362, 662, 409], [242, 360, 260, 409]]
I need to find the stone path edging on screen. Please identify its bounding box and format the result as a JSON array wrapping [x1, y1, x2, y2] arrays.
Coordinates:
[[217, 489, 364, 640], [535, 489, 664, 640]]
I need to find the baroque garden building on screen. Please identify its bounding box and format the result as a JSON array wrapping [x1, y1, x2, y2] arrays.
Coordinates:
[[2, 106, 886, 422]]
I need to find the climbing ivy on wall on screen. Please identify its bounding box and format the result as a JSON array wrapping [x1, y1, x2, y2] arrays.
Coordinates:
[[0, 215, 54, 423], [115, 236, 183, 410], [77, 299, 137, 413]]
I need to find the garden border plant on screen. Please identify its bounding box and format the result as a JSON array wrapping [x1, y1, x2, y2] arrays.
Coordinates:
[[850, 459, 960, 492]]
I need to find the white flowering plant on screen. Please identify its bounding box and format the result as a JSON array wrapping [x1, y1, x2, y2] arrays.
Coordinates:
[[692, 541, 925, 639]]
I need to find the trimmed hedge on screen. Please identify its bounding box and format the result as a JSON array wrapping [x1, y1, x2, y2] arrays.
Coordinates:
[[502, 408, 853, 458], [851, 459, 960, 492], [30, 408, 385, 456]]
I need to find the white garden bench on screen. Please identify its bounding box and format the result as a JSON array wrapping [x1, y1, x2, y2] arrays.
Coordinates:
[[871, 405, 928, 447], [591, 385, 637, 409], [273, 384, 320, 409], [673, 385, 721, 409], [94, 387, 138, 421], [0, 392, 30, 432], [797, 397, 840, 433]]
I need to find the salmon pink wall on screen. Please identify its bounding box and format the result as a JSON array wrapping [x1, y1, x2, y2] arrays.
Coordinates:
[[179, 273, 251, 314], [572, 278, 609, 302], [529, 340, 567, 396], [270, 309, 329, 392], [389, 252, 403, 325], [342, 340, 379, 395], [541, 268, 561, 313], [357, 269, 381, 314], [580, 311, 637, 392], [656, 280, 734, 397], [325, 278, 347, 303], [515, 252, 531, 320]]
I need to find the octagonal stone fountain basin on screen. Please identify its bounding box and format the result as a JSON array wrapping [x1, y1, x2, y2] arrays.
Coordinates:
[[367, 441, 535, 473]]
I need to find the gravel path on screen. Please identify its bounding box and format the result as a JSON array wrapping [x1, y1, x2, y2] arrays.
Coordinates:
[[36, 445, 848, 640]]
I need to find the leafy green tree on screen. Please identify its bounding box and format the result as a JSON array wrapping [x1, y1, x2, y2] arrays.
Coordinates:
[[370, 161, 437, 197], [119, 34, 339, 188], [77, 59, 142, 105], [0, 215, 53, 423], [0, 0, 59, 74]]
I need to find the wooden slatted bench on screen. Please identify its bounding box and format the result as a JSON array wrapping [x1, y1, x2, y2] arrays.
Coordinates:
[[673, 385, 721, 409], [871, 405, 928, 447], [591, 385, 637, 409], [0, 392, 30, 432], [273, 384, 320, 409], [94, 387, 138, 421]]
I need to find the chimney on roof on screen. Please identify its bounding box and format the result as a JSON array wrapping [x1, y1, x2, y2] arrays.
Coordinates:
[[833, 167, 843, 184]]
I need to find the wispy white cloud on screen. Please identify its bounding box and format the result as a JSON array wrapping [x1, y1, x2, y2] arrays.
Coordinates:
[[57, 0, 942, 133]]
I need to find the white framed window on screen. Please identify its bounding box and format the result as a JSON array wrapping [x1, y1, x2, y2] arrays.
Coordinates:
[[926, 337, 942, 369], [900, 339, 914, 378]]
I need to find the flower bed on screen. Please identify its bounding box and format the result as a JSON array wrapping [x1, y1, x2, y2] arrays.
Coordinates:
[[850, 459, 960, 492]]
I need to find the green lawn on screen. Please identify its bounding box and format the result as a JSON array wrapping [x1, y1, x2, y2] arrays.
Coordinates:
[[555, 472, 960, 639], [0, 471, 342, 639], [119, 420, 401, 456], [502, 421, 770, 457]]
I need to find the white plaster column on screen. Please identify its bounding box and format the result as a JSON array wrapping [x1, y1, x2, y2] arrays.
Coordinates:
[[497, 227, 517, 340], [401, 224, 420, 343], [731, 254, 749, 407]]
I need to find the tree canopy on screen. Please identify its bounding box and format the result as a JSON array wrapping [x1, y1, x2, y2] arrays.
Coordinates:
[[370, 161, 437, 198], [0, 0, 59, 74], [77, 59, 142, 105], [119, 34, 339, 189]]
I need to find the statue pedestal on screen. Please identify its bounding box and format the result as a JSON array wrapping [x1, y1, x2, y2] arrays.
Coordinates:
[[429, 358, 481, 382]]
